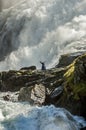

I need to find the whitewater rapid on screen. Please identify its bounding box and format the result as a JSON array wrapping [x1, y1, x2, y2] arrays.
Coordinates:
[[0, 0, 86, 70], [0, 100, 86, 130]]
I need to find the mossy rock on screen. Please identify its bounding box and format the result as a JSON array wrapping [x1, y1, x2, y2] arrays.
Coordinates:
[[63, 54, 86, 99], [57, 52, 82, 68], [62, 53, 86, 117]]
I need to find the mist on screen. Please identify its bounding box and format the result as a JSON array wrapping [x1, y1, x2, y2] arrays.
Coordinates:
[[0, 0, 86, 70], [0, 0, 22, 11]]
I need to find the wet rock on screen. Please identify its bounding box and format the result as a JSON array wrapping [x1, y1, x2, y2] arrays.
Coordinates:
[[50, 86, 63, 99], [18, 84, 46, 105], [57, 52, 85, 68], [0, 67, 65, 92], [20, 66, 36, 71], [18, 86, 34, 103], [61, 54, 86, 118], [80, 127, 86, 130], [0, 70, 45, 91], [3, 95, 10, 101], [44, 85, 64, 105]]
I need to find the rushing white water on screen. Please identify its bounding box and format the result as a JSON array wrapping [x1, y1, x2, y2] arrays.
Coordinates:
[[0, 0, 86, 70], [0, 101, 85, 130], [0, 1, 86, 129]]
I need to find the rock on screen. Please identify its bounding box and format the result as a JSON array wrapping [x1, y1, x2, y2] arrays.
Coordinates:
[[50, 86, 63, 99], [80, 127, 86, 130], [74, 54, 86, 83], [3, 95, 10, 101], [61, 53, 86, 118], [18, 86, 34, 103], [18, 84, 46, 105], [44, 86, 64, 105], [56, 52, 85, 68], [0, 53, 86, 118], [20, 66, 36, 71], [0, 67, 65, 92], [0, 70, 45, 91]]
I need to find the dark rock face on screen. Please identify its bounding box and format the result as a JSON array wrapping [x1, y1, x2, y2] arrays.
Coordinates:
[[3, 95, 10, 101], [50, 86, 63, 99], [80, 127, 86, 130], [74, 55, 86, 83], [20, 66, 36, 71], [0, 67, 66, 92], [56, 52, 85, 68]]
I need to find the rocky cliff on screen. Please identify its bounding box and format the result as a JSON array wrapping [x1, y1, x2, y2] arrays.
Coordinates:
[[0, 53, 86, 119]]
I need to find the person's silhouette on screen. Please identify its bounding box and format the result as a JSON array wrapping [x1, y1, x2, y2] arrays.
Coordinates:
[[40, 61, 46, 70]]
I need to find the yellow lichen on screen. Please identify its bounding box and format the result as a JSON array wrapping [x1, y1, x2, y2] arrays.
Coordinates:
[[64, 62, 75, 78]]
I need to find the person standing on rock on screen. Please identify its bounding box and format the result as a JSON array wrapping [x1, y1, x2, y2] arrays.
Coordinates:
[[40, 61, 46, 70]]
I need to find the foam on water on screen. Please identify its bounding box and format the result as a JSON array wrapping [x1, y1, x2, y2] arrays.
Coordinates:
[[0, 0, 86, 70], [0, 101, 86, 130]]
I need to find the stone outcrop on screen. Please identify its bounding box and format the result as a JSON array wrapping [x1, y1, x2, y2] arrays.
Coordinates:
[[18, 84, 46, 105], [3, 95, 10, 101], [20, 66, 36, 71], [80, 127, 86, 130], [0, 53, 86, 119], [0, 67, 66, 92], [56, 52, 85, 68], [60, 54, 86, 117]]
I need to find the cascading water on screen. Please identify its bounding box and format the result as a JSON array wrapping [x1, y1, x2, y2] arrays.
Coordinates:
[[0, 1, 86, 129], [0, 101, 86, 130], [0, 0, 86, 70]]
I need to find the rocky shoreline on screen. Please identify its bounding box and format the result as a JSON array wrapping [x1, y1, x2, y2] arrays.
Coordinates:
[[0, 52, 86, 121]]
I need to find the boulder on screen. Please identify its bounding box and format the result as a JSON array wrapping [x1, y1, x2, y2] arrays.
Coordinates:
[[20, 66, 36, 71], [80, 127, 86, 130], [3, 95, 10, 101], [18, 84, 46, 105], [56, 52, 85, 68], [50, 86, 63, 99]]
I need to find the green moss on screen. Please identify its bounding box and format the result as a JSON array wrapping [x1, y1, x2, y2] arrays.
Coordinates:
[[73, 82, 86, 100]]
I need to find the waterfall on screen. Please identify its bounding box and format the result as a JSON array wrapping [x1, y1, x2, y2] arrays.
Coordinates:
[[0, 0, 86, 70], [0, 1, 86, 129]]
